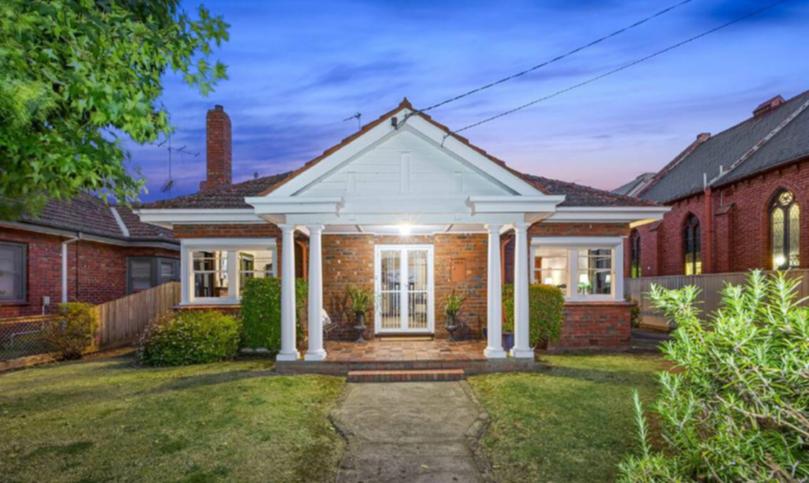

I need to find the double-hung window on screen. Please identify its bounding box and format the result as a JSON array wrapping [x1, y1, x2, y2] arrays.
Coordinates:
[[182, 239, 277, 305], [127, 257, 180, 293], [0, 242, 26, 303], [531, 237, 624, 301]]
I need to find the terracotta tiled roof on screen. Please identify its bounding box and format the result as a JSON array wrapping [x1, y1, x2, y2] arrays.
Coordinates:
[[520, 175, 658, 207], [144, 99, 658, 210], [18, 193, 176, 244]]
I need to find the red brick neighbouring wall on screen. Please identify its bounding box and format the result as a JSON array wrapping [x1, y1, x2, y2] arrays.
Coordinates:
[[321, 234, 488, 339], [173, 224, 281, 238], [547, 302, 632, 352], [635, 158, 809, 276], [0, 227, 178, 318]]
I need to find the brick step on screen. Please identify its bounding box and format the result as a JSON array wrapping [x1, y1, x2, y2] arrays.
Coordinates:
[[346, 368, 465, 383]]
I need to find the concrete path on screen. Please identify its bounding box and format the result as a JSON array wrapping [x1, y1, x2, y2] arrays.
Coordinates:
[[331, 381, 489, 483]]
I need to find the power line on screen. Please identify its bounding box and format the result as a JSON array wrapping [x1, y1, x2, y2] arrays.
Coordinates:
[[417, 0, 693, 115], [448, 0, 788, 137]]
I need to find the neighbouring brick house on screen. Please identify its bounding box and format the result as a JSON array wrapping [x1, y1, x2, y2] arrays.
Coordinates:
[[0, 195, 179, 318], [138, 100, 667, 359], [617, 90, 809, 277]]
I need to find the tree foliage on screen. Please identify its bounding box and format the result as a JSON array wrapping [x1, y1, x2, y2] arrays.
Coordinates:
[[619, 271, 809, 482], [0, 0, 228, 218]]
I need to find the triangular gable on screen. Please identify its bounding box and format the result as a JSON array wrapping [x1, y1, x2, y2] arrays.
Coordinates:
[[262, 98, 544, 198]]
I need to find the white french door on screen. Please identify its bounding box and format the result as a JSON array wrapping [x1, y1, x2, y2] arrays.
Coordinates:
[[374, 245, 435, 334]]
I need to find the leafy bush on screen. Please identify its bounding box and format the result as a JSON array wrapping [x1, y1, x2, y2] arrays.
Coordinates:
[[42, 302, 98, 359], [240, 277, 281, 352], [296, 278, 307, 344], [619, 271, 809, 482], [502, 283, 563, 346], [528, 284, 563, 347], [138, 311, 242, 366]]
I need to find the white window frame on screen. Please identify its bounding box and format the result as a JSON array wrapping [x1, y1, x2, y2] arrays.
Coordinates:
[[530, 236, 625, 302], [180, 238, 277, 305]]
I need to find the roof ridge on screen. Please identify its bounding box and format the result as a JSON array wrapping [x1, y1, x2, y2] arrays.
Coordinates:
[[710, 95, 809, 185]]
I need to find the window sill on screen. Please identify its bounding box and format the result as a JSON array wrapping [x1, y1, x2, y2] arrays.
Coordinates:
[[0, 300, 29, 306]]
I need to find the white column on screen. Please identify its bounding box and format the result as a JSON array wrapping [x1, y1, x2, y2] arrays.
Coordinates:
[[305, 225, 326, 361], [613, 241, 624, 300], [484, 224, 506, 359], [511, 222, 533, 358], [226, 250, 239, 302], [277, 224, 299, 361]]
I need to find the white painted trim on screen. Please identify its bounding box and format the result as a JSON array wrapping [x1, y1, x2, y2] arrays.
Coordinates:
[[245, 196, 343, 215], [180, 238, 279, 305], [265, 107, 544, 198], [545, 206, 668, 225], [467, 195, 565, 214], [373, 244, 435, 334], [109, 207, 130, 237], [531, 236, 625, 301], [136, 208, 265, 227]]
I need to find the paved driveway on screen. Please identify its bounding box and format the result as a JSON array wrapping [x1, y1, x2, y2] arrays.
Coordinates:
[[331, 381, 488, 482]]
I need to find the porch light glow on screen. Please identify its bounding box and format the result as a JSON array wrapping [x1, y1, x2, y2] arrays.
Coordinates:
[[774, 255, 786, 268], [398, 224, 412, 236]]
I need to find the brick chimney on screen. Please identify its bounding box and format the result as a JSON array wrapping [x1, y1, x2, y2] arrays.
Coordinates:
[[200, 105, 232, 191], [753, 95, 785, 118]]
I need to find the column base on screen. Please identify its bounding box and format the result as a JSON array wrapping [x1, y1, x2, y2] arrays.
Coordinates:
[[276, 351, 300, 362], [509, 348, 535, 359], [484, 347, 507, 359], [304, 350, 327, 361]]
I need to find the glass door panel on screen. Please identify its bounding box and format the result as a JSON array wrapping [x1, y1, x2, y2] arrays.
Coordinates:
[[379, 249, 401, 330], [406, 249, 429, 330]]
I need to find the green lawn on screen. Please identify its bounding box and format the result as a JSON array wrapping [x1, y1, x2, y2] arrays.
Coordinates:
[[469, 354, 664, 483], [0, 356, 345, 483]]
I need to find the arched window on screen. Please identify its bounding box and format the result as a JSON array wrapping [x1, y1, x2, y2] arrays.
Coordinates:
[[683, 214, 702, 275], [630, 230, 641, 278], [770, 189, 800, 269]]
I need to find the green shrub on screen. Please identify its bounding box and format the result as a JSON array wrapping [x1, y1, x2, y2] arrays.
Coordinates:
[[502, 283, 514, 333], [528, 284, 563, 347], [240, 277, 281, 351], [502, 283, 563, 346], [296, 278, 307, 344], [138, 311, 242, 366], [42, 302, 98, 359], [619, 271, 809, 482]]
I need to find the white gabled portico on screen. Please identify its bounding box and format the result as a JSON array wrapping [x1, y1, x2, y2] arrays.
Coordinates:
[[244, 101, 566, 361]]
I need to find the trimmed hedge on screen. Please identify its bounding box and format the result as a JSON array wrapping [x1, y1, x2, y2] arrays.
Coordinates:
[[42, 302, 98, 360], [241, 277, 282, 352], [503, 283, 564, 347], [138, 311, 241, 366]]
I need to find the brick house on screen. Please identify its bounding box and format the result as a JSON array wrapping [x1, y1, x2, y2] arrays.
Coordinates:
[[617, 90, 809, 277], [138, 100, 667, 360], [0, 195, 179, 318]]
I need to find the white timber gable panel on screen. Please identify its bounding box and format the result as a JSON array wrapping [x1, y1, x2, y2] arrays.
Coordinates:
[[298, 127, 510, 213]]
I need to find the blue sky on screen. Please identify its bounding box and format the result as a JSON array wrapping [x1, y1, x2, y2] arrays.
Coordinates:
[[128, 0, 809, 201]]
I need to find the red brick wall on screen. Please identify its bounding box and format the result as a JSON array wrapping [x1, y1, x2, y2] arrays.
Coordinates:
[[548, 302, 632, 352], [529, 222, 630, 238], [0, 227, 178, 318], [635, 157, 809, 276], [321, 234, 488, 339]]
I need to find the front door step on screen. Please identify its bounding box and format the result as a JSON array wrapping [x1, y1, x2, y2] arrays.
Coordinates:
[[347, 368, 465, 383], [375, 335, 434, 341]]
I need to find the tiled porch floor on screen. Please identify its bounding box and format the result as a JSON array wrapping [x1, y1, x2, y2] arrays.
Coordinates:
[[325, 338, 488, 362]]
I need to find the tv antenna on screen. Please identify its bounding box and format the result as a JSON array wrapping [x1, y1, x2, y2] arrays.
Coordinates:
[[155, 135, 200, 193], [343, 112, 362, 130]]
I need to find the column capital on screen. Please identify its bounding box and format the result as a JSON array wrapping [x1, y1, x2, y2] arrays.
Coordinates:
[[513, 221, 529, 231], [278, 223, 297, 233], [484, 223, 503, 234], [306, 224, 325, 233]]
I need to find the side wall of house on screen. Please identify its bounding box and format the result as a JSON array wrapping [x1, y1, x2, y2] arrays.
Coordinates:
[[635, 157, 809, 277], [0, 227, 178, 318]]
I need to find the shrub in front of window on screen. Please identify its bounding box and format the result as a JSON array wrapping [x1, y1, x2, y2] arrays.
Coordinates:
[[138, 311, 241, 366], [42, 303, 98, 360], [240, 277, 281, 352], [619, 271, 809, 481], [528, 284, 563, 348], [502, 283, 563, 347]]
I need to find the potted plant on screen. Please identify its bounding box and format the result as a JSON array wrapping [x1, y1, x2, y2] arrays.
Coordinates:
[[346, 285, 372, 342], [443, 291, 465, 340]]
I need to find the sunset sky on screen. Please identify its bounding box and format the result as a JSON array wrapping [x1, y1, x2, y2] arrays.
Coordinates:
[[128, 0, 809, 201]]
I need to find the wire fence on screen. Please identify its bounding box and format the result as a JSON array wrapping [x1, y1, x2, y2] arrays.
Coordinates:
[[0, 315, 55, 361]]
